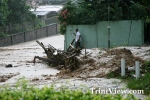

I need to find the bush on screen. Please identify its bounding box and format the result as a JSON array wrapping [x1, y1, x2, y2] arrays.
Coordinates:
[[57, 0, 149, 34], [142, 60, 150, 72], [127, 60, 150, 95], [127, 73, 150, 95], [0, 32, 10, 37], [107, 60, 150, 95], [0, 78, 146, 100]]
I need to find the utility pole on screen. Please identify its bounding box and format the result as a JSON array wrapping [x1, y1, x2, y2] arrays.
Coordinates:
[[107, 0, 110, 48]]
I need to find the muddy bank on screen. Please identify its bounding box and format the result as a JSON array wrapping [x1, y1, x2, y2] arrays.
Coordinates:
[[56, 47, 148, 79]]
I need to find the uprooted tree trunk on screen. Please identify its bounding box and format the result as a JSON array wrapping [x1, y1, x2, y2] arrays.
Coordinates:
[[33, 40, 82, 71]]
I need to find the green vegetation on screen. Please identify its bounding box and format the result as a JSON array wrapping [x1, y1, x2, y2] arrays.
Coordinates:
[[1, 60, 150, 99], [58, 0, 150, 34], [127, 73, 150, 95], [0, 0, 42, 37], [0, 78, 144, 100], [0, 0, 9, 34], [142, 59, 150, 72], [0, 32, 10, 37], [107, 60, 150, 95], [7, 0, 34, 24]]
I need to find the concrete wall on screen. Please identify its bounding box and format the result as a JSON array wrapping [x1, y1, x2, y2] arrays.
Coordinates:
[[65, 20, 144, 50], [0, 24, 57, 47]]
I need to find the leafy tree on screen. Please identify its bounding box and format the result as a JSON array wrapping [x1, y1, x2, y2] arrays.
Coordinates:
[[133, 0, 150, 6], [0, 0, 43, 37], [7, 0, 36, 24], [0, 0, 9, 33], [58, 0, 149, 34], [57, 1, 76, 34]]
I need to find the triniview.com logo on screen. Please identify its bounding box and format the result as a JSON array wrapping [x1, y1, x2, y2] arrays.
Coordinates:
[[90, 88, 144, 94]]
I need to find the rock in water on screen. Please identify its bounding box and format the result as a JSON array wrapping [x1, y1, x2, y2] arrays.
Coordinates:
[[6, 64, 13, 68]]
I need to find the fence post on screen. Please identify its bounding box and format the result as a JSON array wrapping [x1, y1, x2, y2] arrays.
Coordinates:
[[135, 61, 140, 79], [35, 29, 37, 40], [46, 25, 49, 37], [121, 58, 125, 76], [11, 35, 13, 45], [24, 32, 26, 42], [56, 24, 57, 34]]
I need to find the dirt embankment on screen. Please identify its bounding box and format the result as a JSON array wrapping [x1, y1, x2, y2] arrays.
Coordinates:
[[57, 48, 145, 79]]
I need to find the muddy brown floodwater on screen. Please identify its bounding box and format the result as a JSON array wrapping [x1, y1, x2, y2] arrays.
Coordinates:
[[0, 35, 63, 85], [0, 34, 149, 100]]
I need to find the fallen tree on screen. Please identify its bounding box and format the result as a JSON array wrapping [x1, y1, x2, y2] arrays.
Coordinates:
[[33, 40, 82, 71]]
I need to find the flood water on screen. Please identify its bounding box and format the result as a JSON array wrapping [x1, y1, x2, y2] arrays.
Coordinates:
[[0, 35, 64, 85]]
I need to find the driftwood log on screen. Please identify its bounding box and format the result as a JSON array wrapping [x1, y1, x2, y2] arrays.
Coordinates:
[[34, 40, 82, 71]]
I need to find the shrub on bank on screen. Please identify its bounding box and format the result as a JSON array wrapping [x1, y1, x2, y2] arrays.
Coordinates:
[[107, 60, 150, 95], [0, 78, 142, 100]]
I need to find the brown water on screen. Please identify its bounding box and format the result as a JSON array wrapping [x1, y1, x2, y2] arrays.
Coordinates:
[[0, 35, 63, 85]]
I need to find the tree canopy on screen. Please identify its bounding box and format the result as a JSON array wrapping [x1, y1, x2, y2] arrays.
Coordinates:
[[0, 0, 40, 37], [0, 0, 9, 31], [58, 0, 150, 34], [7, 0, 36, 24]]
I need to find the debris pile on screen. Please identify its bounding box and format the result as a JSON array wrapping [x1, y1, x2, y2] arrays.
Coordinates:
[[34, 41, 145, 79], [56, 48, 145, 78], [34, 40, 82, 71]]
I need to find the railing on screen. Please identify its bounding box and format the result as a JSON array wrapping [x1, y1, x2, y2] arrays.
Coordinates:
[[0, 23, 57, 47]]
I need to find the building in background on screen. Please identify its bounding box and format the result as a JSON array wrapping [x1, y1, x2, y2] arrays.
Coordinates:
[[30, 5, 63, 24]]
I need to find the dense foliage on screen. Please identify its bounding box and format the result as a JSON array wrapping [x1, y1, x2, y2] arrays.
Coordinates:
[[58, 0, 150, 34], [0, 0, 41, 37], [0, 78, 144, 100], [7, 0, 36, 24], [0, 0, 9, 33]]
